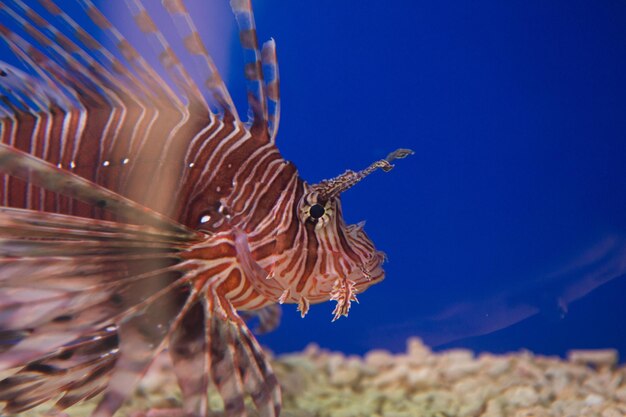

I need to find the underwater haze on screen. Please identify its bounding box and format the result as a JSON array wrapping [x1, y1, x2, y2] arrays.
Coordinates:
[[3, 0, 626, 361]]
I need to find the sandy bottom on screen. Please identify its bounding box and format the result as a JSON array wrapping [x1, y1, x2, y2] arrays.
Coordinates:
[[21, 338, 626, 417]]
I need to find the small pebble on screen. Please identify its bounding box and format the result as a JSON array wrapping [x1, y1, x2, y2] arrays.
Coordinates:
[[602, 407, 624, 417], [615, 386, 626, 402], [503, 386, 539, 408], [406, 337, 431, 362], [329, 366, 360, 386], [568, 349, 619, 368], [364, 349, 395, 368], [584, 393, 605, 406]]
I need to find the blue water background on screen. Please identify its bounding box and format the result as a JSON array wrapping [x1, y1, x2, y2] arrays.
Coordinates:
[[1, 1, 626, 360], [249, 0, 626, 359]]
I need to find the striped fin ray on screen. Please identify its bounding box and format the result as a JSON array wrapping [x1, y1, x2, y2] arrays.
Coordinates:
[[0, 206, 198, 343], [0, 277, 200, 415], [0, 28, 86, 110], [122, 0, 208, 111], [0, 27, 96, 212], [0, 329, 118, 414], [261, 39, 280, 143], [0, 207, 206, 415], [0, 206, 192, 241], [0, 262, 188, 373], [3, 0, 154, 203], [228, 312, 281, 417], [32, 0, 171, 104], [0, 7, 213, 219], [90, 287, 200, 417], [168, 291, 281, 417], [169, 300, 210, 417], [0, 204, 280, 416], [162, 0, 239, 119], [0, 72, 48, 125], [0, 58, 72, 113], [0, 21, 91, 109], [2, 0, 162, 140], [67, 0, 183, 105], [0, 5, 129, 215], [68, 0, 231, 216], [7, 0, 138, 98], [0, 2, 117, 106], [206, 302, 247, 417], [0, 61, 66, 115], [208, 294, 280, 417], [229, 0, 268, 131], [0, 143, 195, 234]]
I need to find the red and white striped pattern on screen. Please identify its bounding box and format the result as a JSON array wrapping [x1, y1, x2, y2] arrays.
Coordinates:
[[0, 1, 402, 416]]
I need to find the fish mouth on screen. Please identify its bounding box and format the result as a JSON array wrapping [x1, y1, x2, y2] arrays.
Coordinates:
[[353, 249, 387, 290], [343, 224, 387, 289], [304, 250, 385, 305]]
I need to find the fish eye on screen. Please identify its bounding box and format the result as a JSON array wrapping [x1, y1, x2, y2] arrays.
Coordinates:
[[298, 192, 334, 228], [309, 203, 325, 219]]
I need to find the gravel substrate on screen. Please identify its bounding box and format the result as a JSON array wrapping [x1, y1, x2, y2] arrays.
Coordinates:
[[19, 338, 626, 417], [273, 340, 626, 417]]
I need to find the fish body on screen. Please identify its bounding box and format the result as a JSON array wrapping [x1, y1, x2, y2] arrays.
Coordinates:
[[0, 1, 411, 416]]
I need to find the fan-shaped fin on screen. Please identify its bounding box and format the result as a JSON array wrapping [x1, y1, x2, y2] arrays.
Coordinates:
[[0, 206, 205, 414], [90, 288, 199, 417], [122, 0, 207, 111], [214, 296, 281, 417], [0, 330, 117, 414], [8, 0, 132, 94], [18, 0, 174, 109], [168, 291, 281, 417], [0, 2, 286, 416], [40, 0, 178, 106], [0, 2, 115, 105], [162, 0, 239, 119], [0, 25, 85, 110], [234, 323, 281, 417], [0, 62, 65, 114]]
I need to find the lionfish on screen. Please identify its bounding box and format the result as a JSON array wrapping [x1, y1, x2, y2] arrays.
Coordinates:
[[0, 0, 411, 416]]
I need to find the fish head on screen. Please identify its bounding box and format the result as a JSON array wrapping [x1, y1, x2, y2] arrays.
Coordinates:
[[288, 149, 412, 320]]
